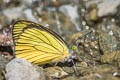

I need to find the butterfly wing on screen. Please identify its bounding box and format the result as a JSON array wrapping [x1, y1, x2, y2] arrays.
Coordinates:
[[12, 20, 69, 65]]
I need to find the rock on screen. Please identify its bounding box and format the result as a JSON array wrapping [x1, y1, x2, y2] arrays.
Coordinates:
[[0, 15, 6, 28], [3, 7, 24, 22], [78, 64, 119, 80], [97, 0, 120, 17], [86, 0, 120, 17], [5, 58, 45, 80], [44, 66, 68, 79], [85, 3, 98, 25], [101, 50, 120, 67], [99, 32, 118, 54], [0, 54, 9, 80], [0, 25, 13, 46], [0, 54, 9, 69], [59, 4, 81, 31], [24, 9, 38, 23], [89, 8, 97, 21]]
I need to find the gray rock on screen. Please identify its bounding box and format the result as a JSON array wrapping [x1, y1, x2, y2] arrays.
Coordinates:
[[24, 9, 38, 23], [5, 58, 43, 80], [86, 0, 120, 17], [3, 7, 24, 22], [97, 0, 120, 17], [59, 4, 81, 31]]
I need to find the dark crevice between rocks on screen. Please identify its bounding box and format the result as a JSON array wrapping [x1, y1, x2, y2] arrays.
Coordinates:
[[0, 46, 13, 56]]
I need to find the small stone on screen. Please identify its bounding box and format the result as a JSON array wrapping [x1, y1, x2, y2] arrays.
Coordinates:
[[89, 8, 97, 21], [24, 9, 38, 23], [44, 66, 68, 78], [5, 58, 45, 80]]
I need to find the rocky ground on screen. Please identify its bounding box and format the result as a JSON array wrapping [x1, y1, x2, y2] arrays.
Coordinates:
[[0, 0, 120, 80]]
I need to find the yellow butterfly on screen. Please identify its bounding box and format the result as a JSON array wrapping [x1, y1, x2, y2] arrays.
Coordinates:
[[12, 20, 69, 65]]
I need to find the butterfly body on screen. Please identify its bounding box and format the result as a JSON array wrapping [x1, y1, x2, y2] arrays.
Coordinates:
[[12, 20, 69, 65]]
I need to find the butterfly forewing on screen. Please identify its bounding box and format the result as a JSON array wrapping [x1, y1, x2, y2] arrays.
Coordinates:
[[13, 20, 69, 65]]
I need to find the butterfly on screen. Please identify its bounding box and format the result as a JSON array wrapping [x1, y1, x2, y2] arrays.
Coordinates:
[[12, 20, 69, 65]]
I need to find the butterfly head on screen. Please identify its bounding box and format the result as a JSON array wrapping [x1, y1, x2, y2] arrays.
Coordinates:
[[66, 45, 80, 62]]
